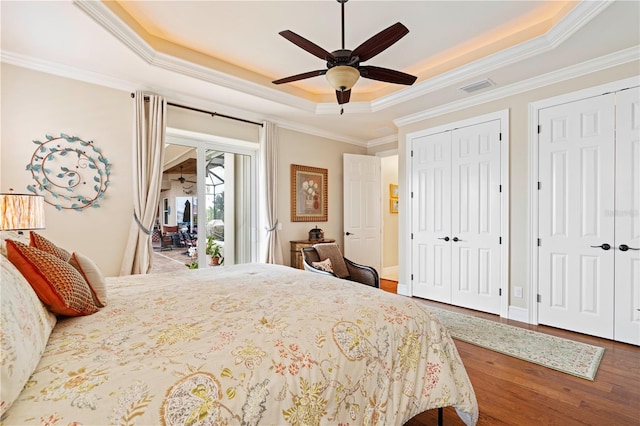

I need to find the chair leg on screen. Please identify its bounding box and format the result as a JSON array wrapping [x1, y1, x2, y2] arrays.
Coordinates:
[[438, 407, 443, 426]]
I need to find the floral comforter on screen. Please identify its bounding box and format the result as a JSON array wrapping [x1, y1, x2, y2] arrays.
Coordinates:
[[4, 263, 477, 425]]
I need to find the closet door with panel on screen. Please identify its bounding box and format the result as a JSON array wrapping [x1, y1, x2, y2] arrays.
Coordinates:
[[411, 119, 502, 315], [537, 87, 639, 345]]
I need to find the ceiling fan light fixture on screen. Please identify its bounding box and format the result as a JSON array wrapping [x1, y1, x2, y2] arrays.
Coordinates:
[[326, 66, 360, 91]]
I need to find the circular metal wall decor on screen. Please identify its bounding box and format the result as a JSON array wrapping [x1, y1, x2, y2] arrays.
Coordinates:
[[26, 133, 111, 211]]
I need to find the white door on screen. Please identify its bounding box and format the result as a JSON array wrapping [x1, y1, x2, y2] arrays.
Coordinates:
[[450, 121, 502, 314], [411, 120, 502, 314], [412, 131, 452, 302], [343, 154, 381, 274], [614, 87, 640, 345], [538, 94, 616, 338]]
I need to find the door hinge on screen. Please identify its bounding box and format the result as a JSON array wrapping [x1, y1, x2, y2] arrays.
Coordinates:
[[499, 237, 502, 244], [537, 294, 542, 303], [411, 233, 414, 240], [537, 238, 541, 247], [537, 181, 541, 190], [411, 150, 414, 157], [499, 288, 502, 296], [499, 132, 502, 141], [537, 125, 541, 134], [499, 184, 502, 193], [411, 274, 414, 281], [411, 191, 414, 198]]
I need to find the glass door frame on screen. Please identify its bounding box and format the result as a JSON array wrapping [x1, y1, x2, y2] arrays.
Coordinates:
[[166, 127, 259, 267]]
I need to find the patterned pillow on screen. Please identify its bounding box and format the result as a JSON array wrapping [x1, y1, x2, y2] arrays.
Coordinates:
[[312, 257, 334, 273], [29, 231, 71, 262], [6, 240, 99, 316], [0, 255, 57, 416], [69, 252, 107, 307]]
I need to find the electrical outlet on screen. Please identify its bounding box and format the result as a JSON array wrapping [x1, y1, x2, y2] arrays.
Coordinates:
[[514, 287, 523, 298]]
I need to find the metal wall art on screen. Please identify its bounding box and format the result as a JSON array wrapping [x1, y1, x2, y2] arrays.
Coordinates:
[[26, 133, 111, 211]]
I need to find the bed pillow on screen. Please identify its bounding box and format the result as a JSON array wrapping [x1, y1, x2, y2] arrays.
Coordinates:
[[312, 257, 334, 273], [0, 255, 57, 417], [6, 240, 99, 316], [0, 230, 30, 258], [69, 252, 107, 307], [29, 231, 71, 262]]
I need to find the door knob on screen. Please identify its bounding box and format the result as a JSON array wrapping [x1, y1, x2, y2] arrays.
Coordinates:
[[618, 244, 640, 251], [452, 237, 460, 242], [438, 237, 450, 241], [345, 232, 354, 236], [590, 243, 611, 250]]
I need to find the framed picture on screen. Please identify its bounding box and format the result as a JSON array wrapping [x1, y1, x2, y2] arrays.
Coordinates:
[[390, 183, 399, 198], [390, 198, 399, 214], [291, 164, 328, 222]]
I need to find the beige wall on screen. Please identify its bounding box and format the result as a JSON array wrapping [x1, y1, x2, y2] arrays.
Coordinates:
[[1, 63, 368, 275], [277, 127, 367, 266], [397, 61, 640, 309], [1, 64, 133, 277], [381, 155, 398, 272]]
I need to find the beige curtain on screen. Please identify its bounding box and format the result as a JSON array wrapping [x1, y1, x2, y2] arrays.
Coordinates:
[[120, 91, 166, 275], [260, 121, 284, 264]]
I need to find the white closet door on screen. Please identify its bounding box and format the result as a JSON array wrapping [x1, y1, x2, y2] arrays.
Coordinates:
[[411, 131, 452, 302], [538, 94, 616, 339], [450, 120, 502, 314], [614, 87, 640, 345]]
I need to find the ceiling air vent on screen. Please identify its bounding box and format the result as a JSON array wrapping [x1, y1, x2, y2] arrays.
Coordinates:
[[459, 78, 494, 93]]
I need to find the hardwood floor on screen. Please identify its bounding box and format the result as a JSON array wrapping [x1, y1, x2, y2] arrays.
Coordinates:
[[379, 279, 640, 426]]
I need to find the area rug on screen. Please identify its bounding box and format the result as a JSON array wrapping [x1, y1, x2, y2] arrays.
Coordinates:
[[419, 304, 605, 381]]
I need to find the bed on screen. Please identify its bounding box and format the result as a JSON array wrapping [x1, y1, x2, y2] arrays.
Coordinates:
[[1, 236, 478, 425]]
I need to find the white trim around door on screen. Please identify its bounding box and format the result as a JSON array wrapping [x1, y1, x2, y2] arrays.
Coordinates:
[[527, 76, 640, 327], [405, 109, 510, 319]]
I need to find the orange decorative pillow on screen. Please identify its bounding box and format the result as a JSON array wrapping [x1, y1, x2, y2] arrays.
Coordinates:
[[6, 240, 99, 316], [69, 252, 107, 307], [29, 232, 71, 262]]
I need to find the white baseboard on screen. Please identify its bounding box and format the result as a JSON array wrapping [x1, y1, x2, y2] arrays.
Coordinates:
[[508, 306, 530, 324], [396, 282, 410, 296]]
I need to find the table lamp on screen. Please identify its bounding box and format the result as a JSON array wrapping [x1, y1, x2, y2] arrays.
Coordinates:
[[0, 189, 46, 233]]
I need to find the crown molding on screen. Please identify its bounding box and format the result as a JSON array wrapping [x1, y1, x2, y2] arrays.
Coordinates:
[[374, 0, 613, 111], [367, 135, 398, 148], [394, 46, 640, 127], [74, 0, 612, 115], [0, 50, 139, 92]]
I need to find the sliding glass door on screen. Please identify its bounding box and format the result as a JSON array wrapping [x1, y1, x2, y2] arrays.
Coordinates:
[[152, 130, 257, 272]]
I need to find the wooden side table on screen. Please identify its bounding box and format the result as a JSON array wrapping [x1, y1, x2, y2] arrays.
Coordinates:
[[290, 239, 335, 269]]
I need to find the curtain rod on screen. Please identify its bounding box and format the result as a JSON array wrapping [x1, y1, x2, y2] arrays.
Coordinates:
[[131, 93, 263, 127]]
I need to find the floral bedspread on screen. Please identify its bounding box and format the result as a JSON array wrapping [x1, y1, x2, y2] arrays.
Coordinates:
[[4, 263, 477, 425]]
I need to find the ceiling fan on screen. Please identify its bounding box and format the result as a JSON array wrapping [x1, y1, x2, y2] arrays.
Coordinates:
[[172, 166, 196, 184], [272, 0, 417, 112]]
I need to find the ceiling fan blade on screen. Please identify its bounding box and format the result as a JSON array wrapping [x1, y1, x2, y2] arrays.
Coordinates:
[[359, 65, 417, 85], [350, 22, 409, 63], [273, 69, 327, 85], [279, 30, 336, 61], [336, 89, 351, 105]]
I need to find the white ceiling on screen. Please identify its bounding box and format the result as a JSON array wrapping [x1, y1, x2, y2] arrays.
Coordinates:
[[1, 1, 639, 146]]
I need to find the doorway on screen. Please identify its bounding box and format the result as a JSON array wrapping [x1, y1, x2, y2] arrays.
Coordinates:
[[151, 129, 257, 272], [407, 110, 510, 317], [530, 78, 639, 345]]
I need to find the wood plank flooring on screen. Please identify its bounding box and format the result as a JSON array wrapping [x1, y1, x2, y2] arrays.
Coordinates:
[[378, 279, 640, 426]]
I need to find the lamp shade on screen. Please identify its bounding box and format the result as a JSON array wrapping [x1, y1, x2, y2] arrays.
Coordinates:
[[0, 193, 45, 231], [326, 66, 360, 91]]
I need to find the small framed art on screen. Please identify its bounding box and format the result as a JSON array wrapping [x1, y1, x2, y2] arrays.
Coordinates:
[[389, 184, 399, 198], [291, 164, 328, 222], [390, 198, 399, 214]]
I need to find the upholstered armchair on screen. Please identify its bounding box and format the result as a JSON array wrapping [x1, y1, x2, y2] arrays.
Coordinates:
[[301, 243, 379, 288]]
